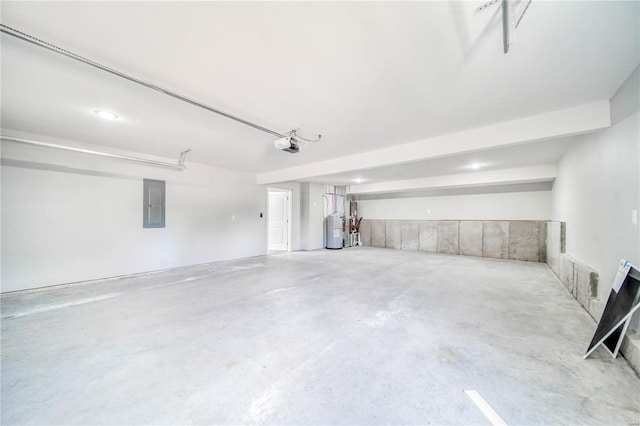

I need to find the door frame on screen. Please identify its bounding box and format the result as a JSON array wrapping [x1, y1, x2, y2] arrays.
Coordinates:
[[267, 187, 292, 252]]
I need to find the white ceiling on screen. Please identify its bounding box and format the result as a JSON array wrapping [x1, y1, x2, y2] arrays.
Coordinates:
[[311, 137, 576, 184], [1, 1, 638, 187]]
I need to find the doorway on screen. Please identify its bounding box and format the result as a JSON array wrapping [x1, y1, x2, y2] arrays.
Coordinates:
[[267, 189, 291, 252]]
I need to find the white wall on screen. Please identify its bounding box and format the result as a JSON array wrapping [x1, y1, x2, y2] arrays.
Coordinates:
[[1, 133, 267, 292], [300, 182, 325, 250], [358, 191, 552, 221], [552, 67, 640, 304]]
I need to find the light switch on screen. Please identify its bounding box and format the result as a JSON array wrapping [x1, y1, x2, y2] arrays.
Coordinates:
[[632, 210, 638, 225], [232, 215, 236, 221]]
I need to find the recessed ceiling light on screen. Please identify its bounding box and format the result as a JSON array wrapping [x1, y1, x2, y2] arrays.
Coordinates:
[[468, 162, 484, 170], [93, 109, 118, 120], [354, 178, 365, 184]]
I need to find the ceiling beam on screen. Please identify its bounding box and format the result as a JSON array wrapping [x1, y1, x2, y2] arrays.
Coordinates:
[[256, 100, 609, 185], [348, 164, 557, 195]]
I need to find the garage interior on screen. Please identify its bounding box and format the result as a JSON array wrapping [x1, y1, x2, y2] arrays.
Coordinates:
[[1, 1, 639, 425]]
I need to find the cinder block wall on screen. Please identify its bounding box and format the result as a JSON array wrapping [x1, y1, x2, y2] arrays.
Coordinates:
[[546, 221, 640, 376], [546, 222, 602, 320], [359, 220, 547, 262]]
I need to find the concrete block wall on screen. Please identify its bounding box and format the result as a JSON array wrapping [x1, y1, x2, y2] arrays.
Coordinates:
[[359, 220, 547, 262], [546, 222, 601, 319], [546, 221, 640, 376]]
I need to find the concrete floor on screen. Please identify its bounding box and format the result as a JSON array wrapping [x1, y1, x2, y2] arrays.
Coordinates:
[[1, 248, 639, 425]]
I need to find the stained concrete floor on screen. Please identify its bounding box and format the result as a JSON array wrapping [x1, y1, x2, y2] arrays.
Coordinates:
[[1, 248, 639, 425]]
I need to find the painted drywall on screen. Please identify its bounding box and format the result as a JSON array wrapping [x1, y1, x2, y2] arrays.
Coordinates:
[[300, 183, 310, 250], [1, 133, 267, 292], [258, 101, 610, 184], [358, 191, 552, 221], [349, 165, 557, 195], [552, 67, 640, 307], [300, 182, 325, 250]]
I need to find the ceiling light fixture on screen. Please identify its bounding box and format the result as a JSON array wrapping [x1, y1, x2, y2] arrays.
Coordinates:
[[94, 109, 118, 120], [354, 178, 365, 184], [468, 162, 484, 170]]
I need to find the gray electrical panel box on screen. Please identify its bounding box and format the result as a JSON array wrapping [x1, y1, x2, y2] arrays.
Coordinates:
[[143, 179, 165, 228]]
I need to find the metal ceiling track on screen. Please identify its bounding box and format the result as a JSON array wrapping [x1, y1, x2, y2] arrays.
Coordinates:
[[0, 23, 289, 139], [1, 135, 190, 170], [502, 0, 511, 54], [502, 0, 533, 54]]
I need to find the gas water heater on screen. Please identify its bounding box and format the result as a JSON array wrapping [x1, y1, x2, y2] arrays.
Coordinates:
[[325, 213, 343, 249]]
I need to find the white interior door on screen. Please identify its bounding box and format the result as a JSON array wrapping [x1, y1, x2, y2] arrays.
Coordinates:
[[268, 191, 289, 251]]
